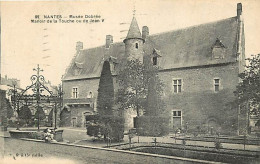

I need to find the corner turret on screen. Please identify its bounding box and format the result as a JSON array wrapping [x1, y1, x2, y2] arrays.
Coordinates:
[[124, 17, 144, 62]]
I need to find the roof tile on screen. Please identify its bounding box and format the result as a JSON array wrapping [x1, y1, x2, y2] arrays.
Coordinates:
[[63, 17, 239, 80]]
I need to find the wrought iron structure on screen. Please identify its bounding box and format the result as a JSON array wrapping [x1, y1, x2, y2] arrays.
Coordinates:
[[9, 65, 63, 131]]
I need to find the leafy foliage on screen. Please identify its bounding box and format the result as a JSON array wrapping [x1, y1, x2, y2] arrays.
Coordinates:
[[86, 115, 124, 141], [117, 59, 146, 116], [34, 106, 46, 120], [19, 105, 32, 120], [136, 116, 170, 136], [5, 98, 13, 119], [100, 115, 124, 141], [87, 123, 101, 138], [145, 65, 166, 116], [234, 54, 260, 121], [19, 105, 32, 123], [116, 59, 165, 116]]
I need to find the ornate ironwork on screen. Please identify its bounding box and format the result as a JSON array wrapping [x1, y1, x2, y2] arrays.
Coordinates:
[[9, 64, 63, 131]]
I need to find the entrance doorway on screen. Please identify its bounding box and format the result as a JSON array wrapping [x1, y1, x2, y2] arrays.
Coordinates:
[[207, 118, 219, 135], [172, 110, 182, 131]]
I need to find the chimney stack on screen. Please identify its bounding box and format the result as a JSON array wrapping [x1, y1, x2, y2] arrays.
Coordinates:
[[237, 3, 242, 17], [142, 26, 149, 40], [106, 35, 113, 48], [76, 41, 83, 51]]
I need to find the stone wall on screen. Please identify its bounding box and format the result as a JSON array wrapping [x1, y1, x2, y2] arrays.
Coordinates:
[[159, 62, 239, 133], [62, 62, 241, 133], [70, 106, 94, 127], [63, 78, 100, 101]]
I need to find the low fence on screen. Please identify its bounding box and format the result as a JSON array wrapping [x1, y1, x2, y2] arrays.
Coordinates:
[[172, 135, 260, 145], [110, 142, 259, 164], [3, 137, 220, 164]]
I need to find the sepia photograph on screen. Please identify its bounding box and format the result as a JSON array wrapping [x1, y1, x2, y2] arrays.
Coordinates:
[[0, 0, 259, 163]]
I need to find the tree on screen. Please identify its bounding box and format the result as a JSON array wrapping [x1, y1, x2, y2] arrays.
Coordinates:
[[5, 98, 13, 119], [0, 91, 8, 127], [34, 106, 46, 120], [19, 105, 32, 124], [91, 60, 124, 142], [97, 61, 114, 115], [234, 54, 260, 131], [117, 58, 165, 116], [144, 64, 166, 116], [116, 58, 169, 136], [0, 98, 13, 126], [117, 59, 147, 116]]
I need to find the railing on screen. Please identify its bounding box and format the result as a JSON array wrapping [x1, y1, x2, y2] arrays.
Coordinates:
[[63, 98, 93, 104]]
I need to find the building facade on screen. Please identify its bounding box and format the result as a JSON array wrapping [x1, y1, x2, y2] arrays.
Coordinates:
[[62, 3, 245, 134]]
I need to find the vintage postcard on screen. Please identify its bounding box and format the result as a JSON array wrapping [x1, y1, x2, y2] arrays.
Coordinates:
[[0, 0, 259, 164]]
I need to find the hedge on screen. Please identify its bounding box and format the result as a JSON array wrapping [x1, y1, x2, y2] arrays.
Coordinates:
[[87, 124, 101, 137], [135, 116, 170, 137], [87, 115, 125, 142], [101, 115, 124, 142]]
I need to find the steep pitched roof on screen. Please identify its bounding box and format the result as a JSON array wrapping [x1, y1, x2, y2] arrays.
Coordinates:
[[63, 42, 125, 80], [63, 16, 239, 81], [144, 17, 238, 70], [124, 17, 142, 42]]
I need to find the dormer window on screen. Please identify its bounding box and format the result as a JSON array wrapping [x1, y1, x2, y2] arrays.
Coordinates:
[[135, 43, 138, 49], [151, 48, 161, 66], [108, 56, 118, 73], [153, 56, 157, 65], [212, 38, 226, 59]]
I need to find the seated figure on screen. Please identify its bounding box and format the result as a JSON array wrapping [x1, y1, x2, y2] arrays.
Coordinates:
[[43, 128, 55, 142]]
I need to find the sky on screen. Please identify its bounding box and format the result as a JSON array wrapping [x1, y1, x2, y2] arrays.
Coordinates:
[[1, 0, 260, 88]]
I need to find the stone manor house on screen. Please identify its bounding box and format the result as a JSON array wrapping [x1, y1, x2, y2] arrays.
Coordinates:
[[61, 3, 245, 133]]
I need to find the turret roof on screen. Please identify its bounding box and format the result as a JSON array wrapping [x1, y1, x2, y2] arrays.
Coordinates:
[[124, 17, 142, 42]]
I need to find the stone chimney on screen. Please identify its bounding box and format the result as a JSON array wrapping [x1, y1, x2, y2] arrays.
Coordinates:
[[76, 41, 83, 51], [237, 3, 242, 17], [106, 35, 113, 48], [236, 2, 245, 76], [142, 26, 149, 40]]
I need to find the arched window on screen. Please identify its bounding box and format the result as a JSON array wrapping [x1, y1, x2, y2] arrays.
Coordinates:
[[135, 43, 138, 49]]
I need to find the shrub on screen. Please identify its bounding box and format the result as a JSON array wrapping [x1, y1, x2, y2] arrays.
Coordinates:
[[34, 107, 46, 121], [19, 105, 32, 123], [136, 116, 170, 136], [101, 115, 124, 142], [86, 115, 124, 142], [8, 120, 17, 127], [87, 124, 101, 137]]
